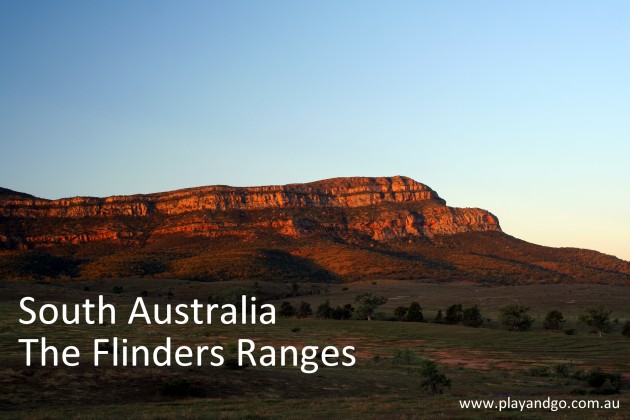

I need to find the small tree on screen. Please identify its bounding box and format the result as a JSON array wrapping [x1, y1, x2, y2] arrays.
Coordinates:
[[433, 310, 444, 324], [500, 304, 533, 331], [622, 321, 630, 337], [316, 300, 333, 319], [543, 310, 565, 330], [331, 304, 354, 320], [296, 301, 312, 318], [445, 304, 463, 324], [394, 306, 408, 321], [355, 293, 387, 321], [406, 302, 424, 322], [279, 301, 295, 317], [579, 306, 612, 337], [462, 305, 483, 328], [419, 360, 452, 395]]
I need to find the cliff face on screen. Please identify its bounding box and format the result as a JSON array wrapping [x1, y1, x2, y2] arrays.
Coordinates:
[[0, 176, 501, 248], [1, 176, 443, 217]]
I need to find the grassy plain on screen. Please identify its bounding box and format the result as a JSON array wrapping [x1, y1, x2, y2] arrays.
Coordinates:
[[0, 279, 628, 419]]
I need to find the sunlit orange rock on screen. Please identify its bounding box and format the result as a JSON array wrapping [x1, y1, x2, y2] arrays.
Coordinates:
[[0, 176, 501, 247]]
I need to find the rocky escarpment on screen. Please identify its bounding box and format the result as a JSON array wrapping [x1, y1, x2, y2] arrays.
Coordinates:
[[1, 177, 628, 284], [0, 176, 501, 249], [0, 176, 444, 218]]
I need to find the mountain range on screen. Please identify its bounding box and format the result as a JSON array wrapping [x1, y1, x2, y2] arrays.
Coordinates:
[[1, 176, 628, 283]]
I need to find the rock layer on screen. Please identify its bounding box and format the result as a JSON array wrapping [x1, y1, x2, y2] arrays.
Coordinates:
[[0, 176, 443, 218], [0, 176, 501, 248]]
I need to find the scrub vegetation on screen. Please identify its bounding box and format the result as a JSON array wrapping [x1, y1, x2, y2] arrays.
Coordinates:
[[1, 278, 629, 418]]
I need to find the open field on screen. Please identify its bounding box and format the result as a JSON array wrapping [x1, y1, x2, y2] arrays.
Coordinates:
[[0, 279, 629, 419]]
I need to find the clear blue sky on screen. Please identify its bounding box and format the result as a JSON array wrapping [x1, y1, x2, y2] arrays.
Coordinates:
[[1, 1, 628, 260]]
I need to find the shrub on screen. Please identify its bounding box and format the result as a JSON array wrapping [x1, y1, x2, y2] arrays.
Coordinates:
[[564, 328, 577, 335], [279, 301, 295, 317], [621, 320, 630, 337], [394, 306, 408, 321], [500, 304, 533, 331], [554, 364, 571, 377], [462, 305, 483, 327], [543, 310, 564, 330], [406, 302, 424, 322], [296, 301, 312, 318], [595, 380, 620, 395], [433, 310, 444, 324], [586, 369, 621, 395], [445, 304, 463, 324], [316, 300, 333, 319], [331, 304, 354, 320], [419, 360, 452, 395]]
